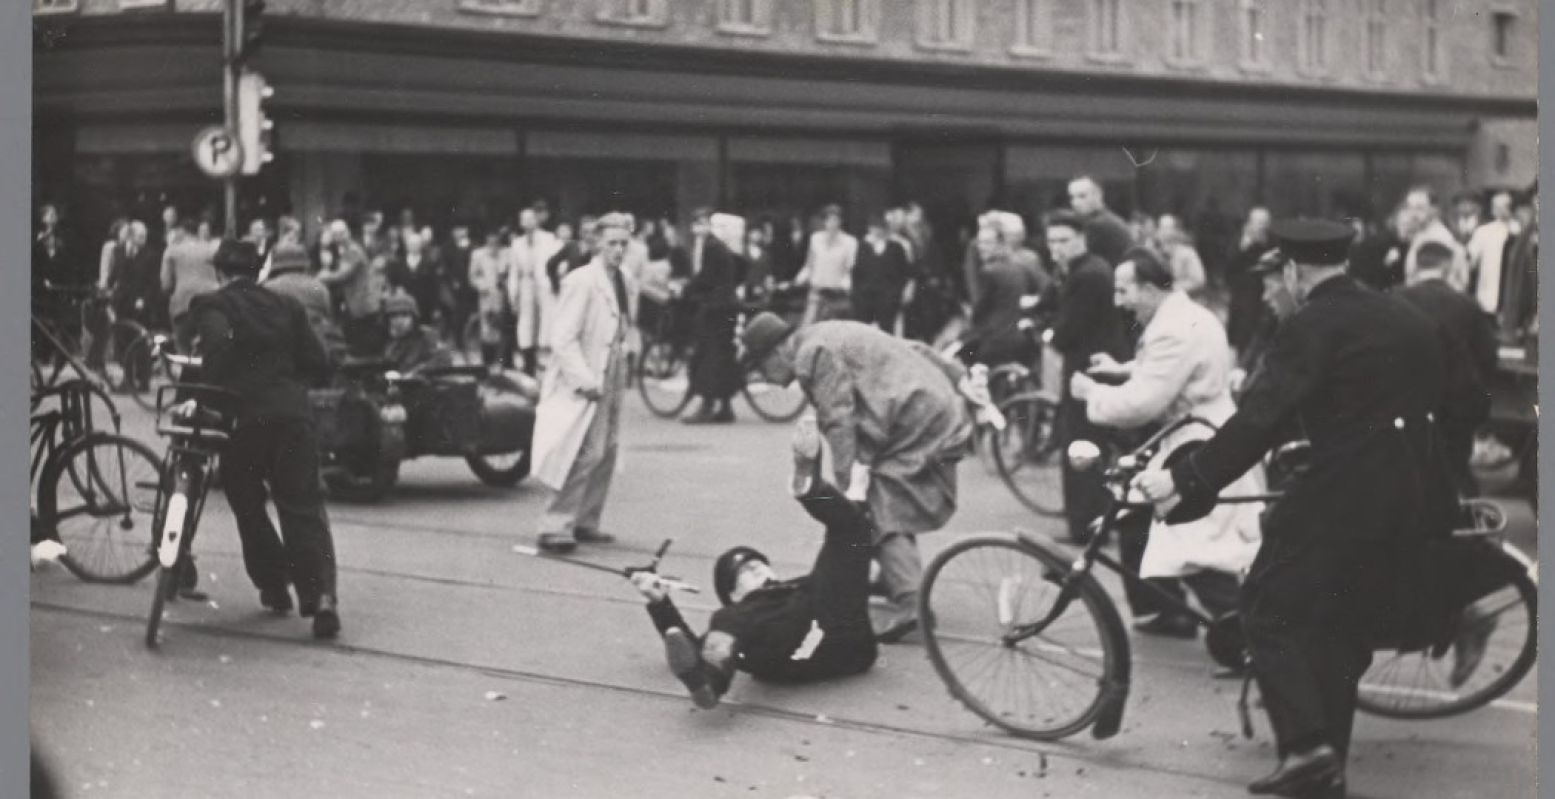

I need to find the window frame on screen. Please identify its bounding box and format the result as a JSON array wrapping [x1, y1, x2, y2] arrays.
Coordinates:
[[1490, 9, 1518, 67], [594, 0, 670, 29], [1420, 0, 1447, 84], [915, 0, 975, 52], [1362, 0, 1389, 81], [1086, 0, 1130, 64], [814, 0, 880, 46], [458, 0, 544, 17], [1164, 0, 1207, 68], [1237, 0, 1270, 72], [34, 0, 80, 14], [1011, 0, 1054, 58], [715, 0, 773, 36], [1296, 0, 1331, 77]]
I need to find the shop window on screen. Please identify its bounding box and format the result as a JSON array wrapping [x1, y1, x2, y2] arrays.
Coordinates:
[[1491, 11, 1516, 64], [459, 0, 544, 16], [117, 0, 169, 9], [815, 0, 878, 44], [1298, 0, 1330, 75], [1421, 0, 1446, 82], [1364, 0, 1388, 79], [1495, 143, 1512, 176], [1239, 0, 1268, 71], [1087, 0, 1126, 61], [34, 0, 79, 13], [596, 0, 668, 27], [916, 0, 974, 51], [1166, 0, 1205, 66], [1012, 0, 1052, 57], [717, 0, 772, 35]]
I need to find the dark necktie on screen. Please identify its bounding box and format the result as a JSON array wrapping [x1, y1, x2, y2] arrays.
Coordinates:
[[611, 269, 630, 324]]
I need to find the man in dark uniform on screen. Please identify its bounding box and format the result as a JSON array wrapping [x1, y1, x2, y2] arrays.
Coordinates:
[[1045, 211, 1127, 544], [1134, 220, 1457, 799], [631, 419, 877, 708], [681, 208, 743, 424], [189, 240, 342, 639]]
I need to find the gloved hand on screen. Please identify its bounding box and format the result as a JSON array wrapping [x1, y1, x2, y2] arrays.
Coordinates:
[[629, 570, 669, 603]]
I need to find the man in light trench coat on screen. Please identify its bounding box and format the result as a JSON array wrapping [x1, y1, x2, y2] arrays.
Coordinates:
[[531, 213, 637, 553], [740, 314, 974, 641]]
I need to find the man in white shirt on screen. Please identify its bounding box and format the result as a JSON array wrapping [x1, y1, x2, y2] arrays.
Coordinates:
[[509, 206, 560, 376], [796, 204, 858, 326], [1467, 189, 1515, 315], [1402, 187, 1471, 292]]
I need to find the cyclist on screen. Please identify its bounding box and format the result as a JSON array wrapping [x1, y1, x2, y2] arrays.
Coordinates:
[[631, 419, 877, 708], [189, 239, 342, 639]]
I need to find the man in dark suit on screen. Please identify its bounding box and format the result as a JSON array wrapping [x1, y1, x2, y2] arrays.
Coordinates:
[[1045, 211, 1127, 544], [1397, 241, 1497, 495], [190, 240, 342, 640], [1067, 176, 1135, 266], [102, 221, 161, 381], [1135, 219, 1457, 799], [682, 208, 742, 424]]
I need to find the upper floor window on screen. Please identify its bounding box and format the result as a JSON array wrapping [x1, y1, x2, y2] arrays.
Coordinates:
[[1298, 0, 1330, 74], [1012, 0, 1053, 56], [815, 0, 878, 44], [1421, 0, 1446, 81], [596, 0, 667, 27], [717, 0, 772, 34], [34, 0, 80, 13], [1167, 0, 1205, 65], [118, 0, 170, 8], [1364, 0, 1388, 78], [916, 0, 974, 50], [1088, 0, 1126, 59], [1491, 11, 1517, 64], [1239, 0, 1268, 69], [459, 0, 543, 16]]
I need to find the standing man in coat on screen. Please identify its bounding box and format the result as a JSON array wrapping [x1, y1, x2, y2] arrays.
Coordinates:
[[318, 219, 383, 357], [681, 207, 743, 424], [1045, 212, 1128, 544], [531, 213, 637, 554], [1067, 176, 1135, 267], [510, 206, 559, 376], [1135, 219, 1457, 799], [1072, 248, 1261, 638], [740, 314, 973, 641]]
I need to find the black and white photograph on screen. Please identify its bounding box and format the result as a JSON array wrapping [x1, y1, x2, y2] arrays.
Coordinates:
[[22, 1, 1540, 797]]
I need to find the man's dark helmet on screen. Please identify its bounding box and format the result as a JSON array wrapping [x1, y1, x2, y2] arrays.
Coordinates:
[[713, 546, 769, 606]]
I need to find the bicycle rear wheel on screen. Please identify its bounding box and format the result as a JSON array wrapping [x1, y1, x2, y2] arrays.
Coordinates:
[[637, 339, 693, 418], [921, 534, 1129, 741], [40, 432, 162, 585], [741, 369, 807, 423], [1357, 552, 1537, 719], [990, 394, 1065, 517]]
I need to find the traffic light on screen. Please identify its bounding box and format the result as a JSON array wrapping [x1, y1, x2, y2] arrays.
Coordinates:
[[237, 69, 274, 175], [237, 0, 265, 65]]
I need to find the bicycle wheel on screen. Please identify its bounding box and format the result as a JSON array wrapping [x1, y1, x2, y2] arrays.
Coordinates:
[[921, 534, 1130, 741], [742, 369, 807, 423], [40, 432, 162, 585], [990, 394, 1065, 517], [637, 339, 693, 418], [1357, 554, 1537, 719], [102, 319, 150, 395]]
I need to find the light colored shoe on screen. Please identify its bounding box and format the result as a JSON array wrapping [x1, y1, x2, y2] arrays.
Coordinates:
[[30, 540, 67, 570]]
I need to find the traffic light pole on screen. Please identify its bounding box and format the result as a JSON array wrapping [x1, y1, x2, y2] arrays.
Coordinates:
[[222, 0, 239, 236]]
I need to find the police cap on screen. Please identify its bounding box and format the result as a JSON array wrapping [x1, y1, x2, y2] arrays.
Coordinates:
[[1269, 219, 1354, 266]]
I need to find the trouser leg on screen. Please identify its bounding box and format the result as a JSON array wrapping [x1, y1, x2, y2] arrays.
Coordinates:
[[1058, 392, 1110, 542], [1116, 510, 1185, 617], [874, 532, 922, 609], [539, 363, 621, 536], [1183, 569, 1242, 618], [222, 426, 289, 591], [264, 419, 337, 601]]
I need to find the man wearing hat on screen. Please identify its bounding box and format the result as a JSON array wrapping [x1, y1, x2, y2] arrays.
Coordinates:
[[629, 419, 879, 708], [740, 313, 973, 641], [1134, 219, 1456, 798], [188, 239, 343, 640], [264, 223, 347, 365], [383, 293, 456, 375]]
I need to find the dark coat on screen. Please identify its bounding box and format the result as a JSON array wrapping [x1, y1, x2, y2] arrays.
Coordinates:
[[685, 235, 742, 400], [1049, 253, 1125, 376], [1396, 278, 1496, 429], [1224, 239, 1276, 352], [385, 253, 445, 322], [106, 243, 162, 321], [1348, 232, 1405, 292], [852, 238, 911, 301], [1083, 209, 1135, 267], [189, 279, 331, 425], [967, 254, 1043, 366]]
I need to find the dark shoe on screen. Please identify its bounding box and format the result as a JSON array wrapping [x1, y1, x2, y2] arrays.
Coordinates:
[[537, 533, 578, 554], [711, 404, 736, 423], [871, 603, 920, 643], [681, 407, 719, 425], [573, 528, 616, 545], [1133, 613, 1199, 640], [312, 596, 341, 640], [1247, 745, 1340, 796], [259, 585, 294, 615], [663, 629, 720, 709], [176, 588, 210, 602]]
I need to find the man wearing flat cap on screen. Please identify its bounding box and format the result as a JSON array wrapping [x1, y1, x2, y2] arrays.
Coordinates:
[[1134, 219, 1456, 798], [740, 313, 973, 641], [189, 239, 343, 640]]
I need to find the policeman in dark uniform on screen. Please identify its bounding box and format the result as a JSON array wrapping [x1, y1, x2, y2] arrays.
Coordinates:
[[1134, 220, 1457, 799], [630, 420, 877, 708], [189, 240, 342, 639]]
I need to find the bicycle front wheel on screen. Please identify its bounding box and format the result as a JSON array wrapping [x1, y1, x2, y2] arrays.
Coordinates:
[[921, 534, 1129, 741], [637, 339, 693, 418], [40, 432, 162, 585], [1357, 551, 1537, 719], [741, 369, 807, 423], [990, 394, 1065, 517]]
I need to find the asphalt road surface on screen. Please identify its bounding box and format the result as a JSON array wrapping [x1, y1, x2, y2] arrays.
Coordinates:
[[31, 393, 1537, 798]]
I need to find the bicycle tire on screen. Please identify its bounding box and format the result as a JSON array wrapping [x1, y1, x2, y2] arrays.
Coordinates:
[[41, 432, 162, 585], [1356, 551, 1537, 719], [741, 370, 807, 423], [989, 394, 1065, 517], [920, 534, 1130, 741], [637, 339, 694, 418]]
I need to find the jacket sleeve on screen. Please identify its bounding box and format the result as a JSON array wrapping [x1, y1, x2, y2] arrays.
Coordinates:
[[645, 597, 694, 638], [796, 344, 860, 485], [292, 300, 331, 386], [549, 275, 600, 393], [190, 298, 235, 384], [1085, 325, 1194, 429]]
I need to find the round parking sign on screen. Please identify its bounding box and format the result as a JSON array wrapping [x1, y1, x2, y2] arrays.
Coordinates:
[[192, 126, 244, 179]]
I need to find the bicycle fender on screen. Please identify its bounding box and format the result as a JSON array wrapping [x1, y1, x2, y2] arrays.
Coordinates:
[[1091, 669, 1131, 740]]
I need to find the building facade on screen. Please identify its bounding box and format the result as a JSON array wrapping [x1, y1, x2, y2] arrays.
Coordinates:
[[33, 0, 1538, 257]]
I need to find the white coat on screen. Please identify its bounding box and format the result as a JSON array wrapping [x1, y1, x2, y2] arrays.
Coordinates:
[[531, 259, 633, 489], [509, 229, 560, 351], [1085, 291, 1263, 578]]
